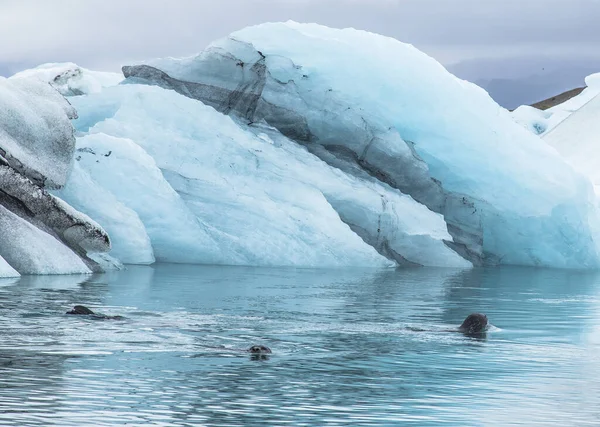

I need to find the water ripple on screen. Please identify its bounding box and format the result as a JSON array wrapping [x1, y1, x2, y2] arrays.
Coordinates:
[[1, 265, 600, 426]]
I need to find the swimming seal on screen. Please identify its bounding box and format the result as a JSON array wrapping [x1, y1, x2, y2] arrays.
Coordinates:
[[66, 305, 124, 320], [247, 345, 272, 360], [247, 345, 272, 355], [458, 313, 488, 335], [66, 305, 95, 315]]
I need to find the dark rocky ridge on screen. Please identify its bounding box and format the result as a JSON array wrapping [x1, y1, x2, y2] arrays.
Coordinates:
[[530, 87, 586, 110]]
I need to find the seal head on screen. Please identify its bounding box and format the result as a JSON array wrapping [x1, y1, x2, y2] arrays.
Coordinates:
[[459, 313, 488, 335], [65, 305, 124, 320], [247, 345, 272, 355], [66, 305, 95, 315]]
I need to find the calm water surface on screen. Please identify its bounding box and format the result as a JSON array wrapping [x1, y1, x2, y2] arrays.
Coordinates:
[[1, 265, 600, 426]]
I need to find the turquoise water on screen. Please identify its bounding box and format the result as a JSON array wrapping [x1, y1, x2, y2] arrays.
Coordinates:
[[1, 265, 599, 426]]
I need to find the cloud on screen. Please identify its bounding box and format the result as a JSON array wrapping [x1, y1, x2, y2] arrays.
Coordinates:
[[1, 0, 599, 79]]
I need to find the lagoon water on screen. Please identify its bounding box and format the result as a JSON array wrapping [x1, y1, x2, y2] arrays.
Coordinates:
[[1, 264, 599, 426]]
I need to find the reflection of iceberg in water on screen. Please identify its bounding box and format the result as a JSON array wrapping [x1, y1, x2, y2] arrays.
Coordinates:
[[0, 277, 20, 287], [17, 273, 95, 290]]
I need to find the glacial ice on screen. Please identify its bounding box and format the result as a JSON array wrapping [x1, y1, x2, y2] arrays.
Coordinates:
[[543, 92, 600, 194], [123, 22, 600, 268], [510, 105, 552, 135], [0, 77, 76, 188], [4, 22, 599, 271], [54, 162, 155, 265], [11, 62, 123, 97], [0, 255, 19, 278], [69, 83, 468, 267], [67, 133, 224, 265], [0, 204, 92, 275]]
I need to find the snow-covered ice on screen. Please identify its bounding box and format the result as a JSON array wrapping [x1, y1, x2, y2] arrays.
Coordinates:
[[0, 76, 76, 188], [11, 62, 123, 96], [510, 105, 552, 135], [543, 92, 600, 194]]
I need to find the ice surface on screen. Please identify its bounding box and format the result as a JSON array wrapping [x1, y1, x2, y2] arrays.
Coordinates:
[[123, 22, 600, 268], [69, 133, 224, 265], [0, 77, 76, 188], [0, 204, 91, 275], [70, 83, 468, 267], [54, 162, 155, 265], [543, 93, 600, 194], [0, 255, 19, 278], [11, 62, 123, 96], [510, 105, 552, 135], [0, 164, 110, 262]]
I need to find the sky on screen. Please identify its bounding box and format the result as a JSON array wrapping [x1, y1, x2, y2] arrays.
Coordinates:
[[1, 0, 600, 108]]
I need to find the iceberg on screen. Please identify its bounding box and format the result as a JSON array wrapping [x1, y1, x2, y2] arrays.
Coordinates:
[[121, 22, 600, 268], [10, 62, 123, 97], [0, 75, 113, 274], [68, 83, 468, 267]]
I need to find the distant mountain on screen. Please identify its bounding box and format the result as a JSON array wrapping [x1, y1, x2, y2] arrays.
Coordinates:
[[448, 55, 600, 110], [530, 87, 585, 110]]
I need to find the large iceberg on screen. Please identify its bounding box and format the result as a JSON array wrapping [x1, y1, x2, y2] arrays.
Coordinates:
[[65, 83, 467, 267], [4, 22, 600, 271], [121, 21, 600, 268]]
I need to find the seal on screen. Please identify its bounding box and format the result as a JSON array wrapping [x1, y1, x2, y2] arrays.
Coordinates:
[[66, 305, 124, 320], [66, 305, 95, 315], [247, 345, 272, 355], [405, 313, 489, 336], [458, 313, 488, 335]]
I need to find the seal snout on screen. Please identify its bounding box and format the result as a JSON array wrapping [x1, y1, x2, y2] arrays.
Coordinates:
[[247, 345, 272, 355], [459, 313, 488, 335]]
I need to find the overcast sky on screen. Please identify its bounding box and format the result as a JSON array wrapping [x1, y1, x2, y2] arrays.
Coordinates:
[[1, 0, 600, 106]]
